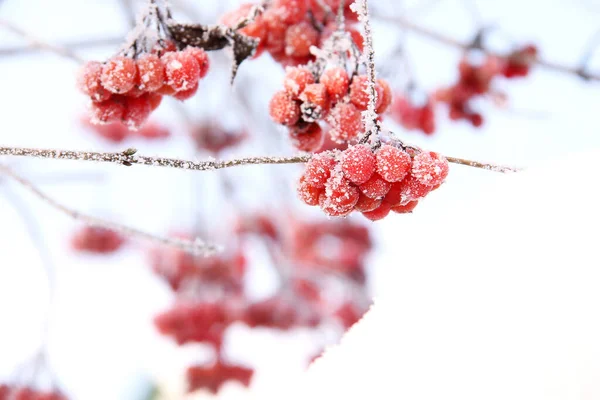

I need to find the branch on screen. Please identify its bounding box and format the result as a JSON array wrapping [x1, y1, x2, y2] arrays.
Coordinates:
[[0, 19, 85, 63], [375, 14, 600, 81], [0, 164, 219, 256], [0, 145, 520, 173]]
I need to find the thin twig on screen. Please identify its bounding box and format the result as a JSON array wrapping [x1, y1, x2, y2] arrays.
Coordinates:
[[0, 164, 219, 256], [0, 19, 85, 63], [375, 14, 600, 81], [0, 145, 520, 173]]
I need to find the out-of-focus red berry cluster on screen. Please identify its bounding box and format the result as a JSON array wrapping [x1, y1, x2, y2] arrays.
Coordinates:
[[77, 43, 209, 129], [391, 44, 537, 134], [71, 226, 126, 254], [298, 144, 449, 220], [270, 66, 392, 150], [189, 123, 248, 154], [0, 385, 67, 400], [79, 117, 170, 143], [220, 0, 363, 67], [187, 361, 254, 394]]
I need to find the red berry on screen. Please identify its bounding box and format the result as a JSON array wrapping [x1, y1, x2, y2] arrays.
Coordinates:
[[302, 153, 336, 188], [320, 67, 350, 100], [162, 51, 200, 92], [263, 10, 287, 54], [300, 83, 330, 121], [353, 192, 382, 212], [285, 21, 319, 57], [330, 102, 362, 143], [101, 56, 138, 94], [284, 67, 315, 97], [382, 181, 402, 206], [136, 54, 165, 92], [172, 81, 199, 100], [349, 75, 370, 111], [147, 93, 163, 110], [322, 174, 360, 216], [411, 151, 449, 186], [359, 173, 391, 199], [185, 47, 210, 78], [341, 144, 376, 185], [273, 0, 309, 24], [391, 200, 418, 214], [269, 90, 301, 125], [398, 174, 433, 203], [123, 95, 151, 129], [376, 79, 392, 114], [362, 202, 391, 221], [77, 61, 112, 101], [290, 123, 324, 152], [90, 98, 126, 124], [375, 145, 412, 182], [220, 3, 267, 44], [298, 177, 323, 206]]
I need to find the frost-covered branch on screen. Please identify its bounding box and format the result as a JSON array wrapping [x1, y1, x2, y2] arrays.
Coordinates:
[[0, 145, 520, 173], [0, 164, 219, 256], [0, 19, 85, 63], [375, 14, 600, 81]]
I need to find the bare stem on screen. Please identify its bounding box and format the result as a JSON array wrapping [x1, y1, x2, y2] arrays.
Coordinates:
[[0, 164, 219, 256], [0, 145, 519, 173], [375, 14, 600, 81], [0, 19, 85, 63]]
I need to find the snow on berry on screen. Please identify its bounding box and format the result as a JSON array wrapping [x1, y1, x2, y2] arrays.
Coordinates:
[[354, 193, 382, 212], [349, 75, 372, 111], [300, 83, 330, 121], [90, 98, 126, 124], [341, 144, 376, 185], [162, 51, 201, 92], [302, 153, 336, 188], [185, 47, 210, 78], [298, 177, 323, 206], [101, 56, 138, 94], [329, 102, 363, 143], [285, 21, 320, 57], [123, 95, 152, 130], [376, 145, 411, 182], [136, 54, 165, 92], [269, 90, 301, 126], [399, 174, 434, 203], [284, 67, 315, 97], [289, 123, 324, 152], [376, 79, 393, 114], [320, 67, 350, 100], [77, 61, 111, 102], [411, 151, 449, 187], [359, 173, 392, 199]]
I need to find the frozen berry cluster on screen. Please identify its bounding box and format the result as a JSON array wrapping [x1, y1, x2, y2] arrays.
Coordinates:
[[80, 117, 170, 143], [77, 43, 209, 129], [71, 226, 126, 254], [220, 0, 363, 67], [0, 385, 67, 400], [187, 361, 254, 394], [269, 66, 392, 151], [298, 144, 449, 220], [391, 95, 436, 135]]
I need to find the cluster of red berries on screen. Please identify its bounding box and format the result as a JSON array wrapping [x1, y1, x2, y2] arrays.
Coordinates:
[[434, 44, 538, 127], [390, 95, 436, 135], [220, 0, 362, 67], [71, 226, 126, 254], [0, 385, 67, 400], [269, 66, 392, 150], [187, 360, 254, 394], [189, 123, 248, 154], [298, 144, 449, 221], [80, 117, 170, 143], [77, 43, 209, 129]]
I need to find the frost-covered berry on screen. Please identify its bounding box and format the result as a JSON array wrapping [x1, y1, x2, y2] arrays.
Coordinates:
[[123, 95, 151, 129], [398, 174, 433, 203], [172, 81, 199, 100], [147, 93, 163, 110], [320, 178, 358, 217], [341, 144, 376, 185], [320, 67, 350, 100], [375, 145, 412, 182], [90, 98, 126, 124], [382, 181, 402, 206], [298, 177, 322, 206], [290, 123, 324, 152], [284, 67, 315, 97], [263, 9, 288, 54], [359, 173, 392, 199], [349, 75, 370, 110], [77, 61, 111, 101], [269, 90, 301, 126], [273, 0, 309, 24], [411, 151, 449, 186], [162, 51, 200, 92], [375, 79, 392, 114], [101, 56, 138, 94], [136, 54, 165, 92], [353, 192, 382, 212], [302, 153, 336, 188], [391, 200, 418, 214], [285, 21, 319, 57], [185, 47, 210, 78], [300, 83, 330, 121], [330, 102, 362, 143], [362, 202, 391, 221]]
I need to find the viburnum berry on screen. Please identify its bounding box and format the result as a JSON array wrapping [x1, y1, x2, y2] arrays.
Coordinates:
[[320, 67, 350, 100], [273, 0, 309, 24], [300, 83, 330, 120], [162, 51, 200, 92], [358, 173, 391, 199], [297, 176, 323, 206], [123, 95, 152, 130], [353, 192, 382, 212], [329, 102, 362, 143], [77, 61, 112, 102], [71, 226, 125, 253], [302, 153, 336, 188], [375, 144, 411, 182], [262, 9, 288, 54], [398, 174, 433, 203], [285, 21, 320, 57], [340, 144, 376, 185], [269, 90, 301, 126], [284, 67, 315, 97], [391, 200, 419, 214], [289, 123, 324, 152], [136, 54, 165, 92], [172, 81, 199, 101], [411, 151, 449, 187], [101, 56, 138, 94], [362, 201, 392, 221], [321, 174, 360, 216], [376, 79, 392, 114], [187, 361, 254, 394], [185, 47, 210, 78], [90, 98, 126, 124]]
